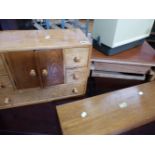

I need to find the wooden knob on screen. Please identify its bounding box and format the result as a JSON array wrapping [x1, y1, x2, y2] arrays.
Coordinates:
[[73, 73, 79, 80], [0, 83, 5, 88], [72, 88, 78, 94], [42, 69, 48, 76], [74, 56, 80, 62], [4, 97, 10, 104], [30, 69, 36, 77]]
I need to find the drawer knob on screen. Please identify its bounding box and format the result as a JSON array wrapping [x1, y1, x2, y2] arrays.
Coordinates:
[[72, 88, 78, 94], [30, 69, 36, 77], [74, 56, 80, 62], [73, 74, 79, 80], [4, 97, 11, 104], [42, 69, 48, 77], [0, 83, 5, 88]]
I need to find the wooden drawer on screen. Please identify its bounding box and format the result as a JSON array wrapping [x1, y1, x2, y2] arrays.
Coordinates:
[[63, 48, 89, 68], [0, 75, 13, 92], [0, 96, 12, 108], [94, 62, 150, 74], [0, 54, 7, 75], [92, 70, 146, 80], [37, 82, 86, 101], [66, 67, 88, 83], [0, 82, 86, 109]]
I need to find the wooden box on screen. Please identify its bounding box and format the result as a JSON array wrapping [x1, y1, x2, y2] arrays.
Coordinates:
[[0, 29, 91, 109]]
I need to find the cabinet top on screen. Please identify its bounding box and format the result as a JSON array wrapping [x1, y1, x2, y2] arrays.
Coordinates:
[[0, 29, 91, 52]]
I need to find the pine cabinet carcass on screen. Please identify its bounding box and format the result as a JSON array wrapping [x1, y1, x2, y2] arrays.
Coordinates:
[[0, 29, 91, 109]]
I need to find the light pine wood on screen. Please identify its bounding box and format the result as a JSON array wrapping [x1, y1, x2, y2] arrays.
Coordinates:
[[63, 48, 89, 68], [65, 67, 88, 83], [57, 81, 155, 135], [0, 29, 91, 109], [0, 54, 7, 75], [0, 96, 12, 108], [94, 62, 150, 74], [0, 75, 13, 91], [0, 82, 86, 109], [0, 53, 16, 89], [0, 29, 91, 52]]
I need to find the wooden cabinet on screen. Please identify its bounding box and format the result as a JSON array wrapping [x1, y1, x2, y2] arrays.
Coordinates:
[[0, 29, 91, 109]]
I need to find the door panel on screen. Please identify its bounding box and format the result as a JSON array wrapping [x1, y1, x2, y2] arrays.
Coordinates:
[[5, 51, 40, 89], [36, 49, 64, 87]]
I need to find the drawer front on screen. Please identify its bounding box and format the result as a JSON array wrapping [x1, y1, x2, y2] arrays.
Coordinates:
[[38, 83, 86, 100], [0, 75, 13, 92], [0, 96, 12, 108], [94, 62, 150, 74], [63, 48, 89, 68], [66, 67, 88, 83], [0, 82, 87, 109], [0, 54, 7, 75]]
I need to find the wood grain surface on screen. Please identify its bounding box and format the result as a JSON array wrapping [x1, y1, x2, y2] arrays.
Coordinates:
[[0, 82, 86, 109], [0, 29, 91, 109], [5, 51, 40, 89], [94, 62, 150, 74], [57, 81, 155, 135], [65, 67, 88, 83], [0, 29, 91, 52], [0, 75, 13, 91], [91, 42, 155, 66], [0, 54, 7, 75], [36, 49, 64, 87], [92, 70, 146, 80], [63, 48, 89, 68]]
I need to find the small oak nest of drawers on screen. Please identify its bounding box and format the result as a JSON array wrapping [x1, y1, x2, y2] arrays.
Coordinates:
[[0, 29, 92, 110]]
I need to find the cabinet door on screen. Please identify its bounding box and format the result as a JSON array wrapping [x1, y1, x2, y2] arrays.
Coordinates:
[[36, 49, 64, 87], [5, 51, 40, 89]]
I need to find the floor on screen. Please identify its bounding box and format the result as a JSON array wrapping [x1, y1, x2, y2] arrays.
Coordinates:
[[1, 77, 155, 135]]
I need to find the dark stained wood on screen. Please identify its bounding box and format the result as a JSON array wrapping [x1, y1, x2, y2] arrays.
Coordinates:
[[94, 62, 150, 74], [57, 81, 155, 135], [91, 42, 155, 66], [36, 49, 64, 87], [5, 51, 40, 89]]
